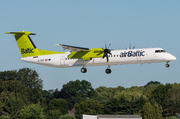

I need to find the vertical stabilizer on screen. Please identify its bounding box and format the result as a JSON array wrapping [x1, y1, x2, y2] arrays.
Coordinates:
[[5, 31, 40, 57]]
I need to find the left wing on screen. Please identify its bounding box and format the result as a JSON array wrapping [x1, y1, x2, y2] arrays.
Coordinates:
[[56, 44, 104, 60], [56, 44, 90, 52]]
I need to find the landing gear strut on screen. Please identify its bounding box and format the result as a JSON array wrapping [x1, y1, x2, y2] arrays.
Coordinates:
[[81, 60, 88, 73], [105, 65, 111, 74], [81, 67, 87, 73], [165, 61, 170, 68]]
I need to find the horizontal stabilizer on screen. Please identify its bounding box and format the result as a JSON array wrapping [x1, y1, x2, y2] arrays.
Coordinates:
[[5, 31, 36, 35]]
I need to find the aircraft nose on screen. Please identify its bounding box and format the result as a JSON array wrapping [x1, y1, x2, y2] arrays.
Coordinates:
[[165, 53, 176, 61], [171, 55, 176, 61]]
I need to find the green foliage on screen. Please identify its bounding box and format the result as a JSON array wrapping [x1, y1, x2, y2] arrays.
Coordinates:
[[126, 86, 144, 94], [140, 102, 163, 119], [144, 81, 161, 88], [163, 83, 180, 117], [150, 83, 172, 106], [19, 104, 43, 119], [1, 92, 25, 119], [1, 68, 180, 119], [47, 98, 68, 115], [62, 80, 97, 109], [104, 95, 146, 115], [164, 116, 178, 119], [75, 99, 103, 119], [45, 109, 61, 119], [0, 116, 10, 119], [143, 84, 158, 100], [114, 90, 147, 102], [95, 86, 125, 105], [41, 89, 52, 103], [59, 114, 76, 119], [0, 68, 44, 105]]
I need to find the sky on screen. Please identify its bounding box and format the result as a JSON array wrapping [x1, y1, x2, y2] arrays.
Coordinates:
[[0, 0, 179, 90]]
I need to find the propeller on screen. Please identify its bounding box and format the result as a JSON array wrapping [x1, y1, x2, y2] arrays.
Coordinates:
[[102, 41, 112, 62], [128, 42, 135, 49]]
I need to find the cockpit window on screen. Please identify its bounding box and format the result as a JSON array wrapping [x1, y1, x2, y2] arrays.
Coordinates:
[[161, 50, 166, 52], [155, 50, 161, 53], [155, 50, 166, 53]]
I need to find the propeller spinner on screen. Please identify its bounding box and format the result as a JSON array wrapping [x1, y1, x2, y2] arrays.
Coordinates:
[[102, 42, 112, 62]]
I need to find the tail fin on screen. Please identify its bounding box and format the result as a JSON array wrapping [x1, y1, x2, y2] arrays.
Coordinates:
[[5, 31, 40, 57], [6, 31, 65, 57]]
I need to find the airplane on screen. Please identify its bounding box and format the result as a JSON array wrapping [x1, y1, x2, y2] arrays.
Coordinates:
[[6, 31, 176, 74]]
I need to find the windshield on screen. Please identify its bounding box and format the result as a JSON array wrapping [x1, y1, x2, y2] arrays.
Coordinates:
[[155, 50, 166, 53]]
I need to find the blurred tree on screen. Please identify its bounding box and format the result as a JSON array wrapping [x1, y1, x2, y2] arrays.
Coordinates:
[[163, 83, 180, 117], [61, 80, 96, 109], [47, 98, 68, 115], [0, 68, 44, 105], [19, 104, 43, 119], [1, 92, 25, 119], [95, 86, 125, 105], [144, 81, 161, 88], [143, 84, 158, 100], [75, 99, 103, 119], [45, 109, 61, 119], [126, 86, 144, 94], [150, 83, 172, 106], [59, 114, 76, 119], [140, 102, 163, 119], [104, 93, 146, 115]]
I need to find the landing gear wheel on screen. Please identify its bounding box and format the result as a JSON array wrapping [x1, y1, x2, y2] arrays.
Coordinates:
[[81, 68, 87, 73], [105, 69, 111, 74], [165, 64, 170, 68]]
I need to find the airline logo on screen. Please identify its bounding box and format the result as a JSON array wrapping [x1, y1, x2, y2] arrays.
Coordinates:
[[21, 48, 34, 54], [120, 50, 145, 57]]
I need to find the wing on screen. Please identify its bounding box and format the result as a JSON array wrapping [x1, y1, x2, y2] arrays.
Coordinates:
[[56, 44, 90, 52]]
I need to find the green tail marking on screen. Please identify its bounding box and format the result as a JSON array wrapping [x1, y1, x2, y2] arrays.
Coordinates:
[[5, 31, 65, 57]]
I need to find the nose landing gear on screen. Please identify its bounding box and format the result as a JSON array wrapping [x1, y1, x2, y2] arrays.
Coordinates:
[[165, 61, 170, 68]]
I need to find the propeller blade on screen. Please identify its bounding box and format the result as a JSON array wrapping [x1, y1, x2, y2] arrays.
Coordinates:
[[108, 43, 111, 49], [103, 52, 107, 59], [129, 41, 131, 49], [106, 55, 109, 62]]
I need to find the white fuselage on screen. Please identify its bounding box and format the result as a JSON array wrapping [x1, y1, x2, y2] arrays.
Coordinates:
[[20, 48, 176, 68]]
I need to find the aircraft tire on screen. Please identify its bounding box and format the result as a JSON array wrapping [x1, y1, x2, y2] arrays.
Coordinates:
[[81, 68, 87, 73], [105, 69, 111, 74], [165, 64, 170, 68]]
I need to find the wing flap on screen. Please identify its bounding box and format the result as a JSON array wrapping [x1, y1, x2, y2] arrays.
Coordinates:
[[57, 44, 90, 52]]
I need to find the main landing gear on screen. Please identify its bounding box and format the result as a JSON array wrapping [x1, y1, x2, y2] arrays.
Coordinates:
[[81, 67, 87, 73], [105, 69, 111, 74], [165, 61, 170, 68], [105, 65, 111, 74], [80, 65, 112, 74]]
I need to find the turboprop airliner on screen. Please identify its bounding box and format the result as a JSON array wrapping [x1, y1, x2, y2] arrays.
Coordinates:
[[6, 31, 176, 74]]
